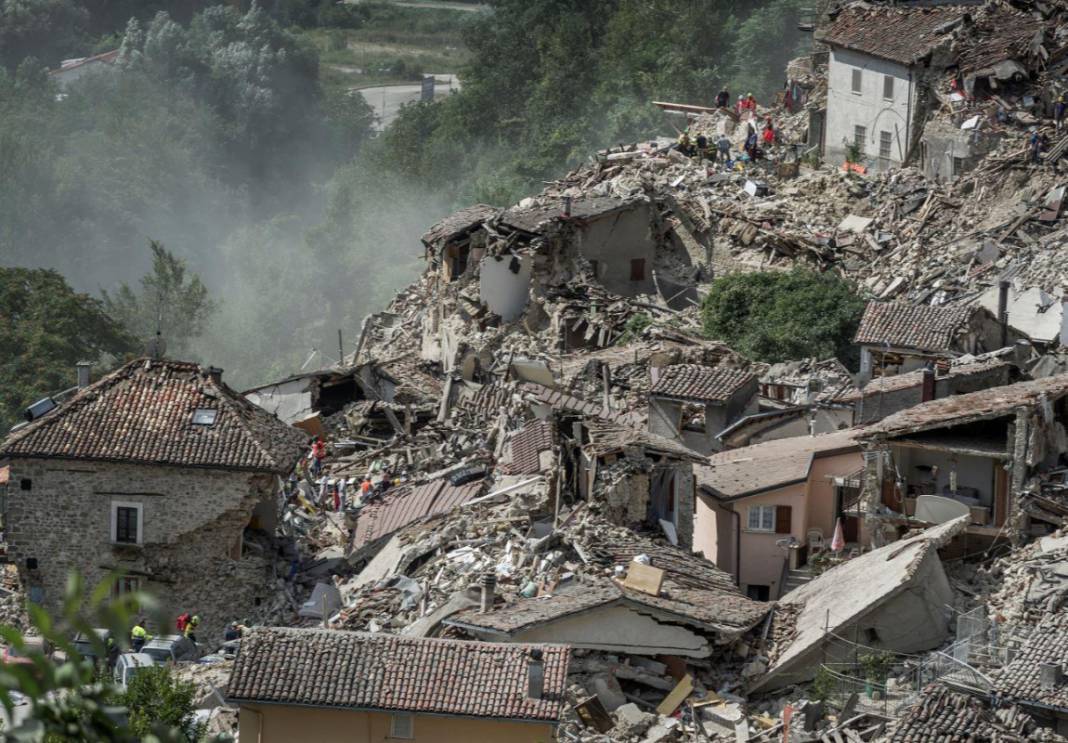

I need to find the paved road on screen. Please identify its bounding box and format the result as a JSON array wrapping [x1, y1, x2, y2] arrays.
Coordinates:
[[356, 75, 461, 131]]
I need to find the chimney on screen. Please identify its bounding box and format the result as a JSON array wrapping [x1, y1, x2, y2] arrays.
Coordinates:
[[527, 648, 545, 700], [998, 280, 1011, 349], [934, 358, 950, 378], [1040, 662, 1063, 690], [562, 196, 572, 218], [479, 572, 496, 614], [921, 367, 935, 403], [206, 367, 224, 384], [76, 361, 91, 389]]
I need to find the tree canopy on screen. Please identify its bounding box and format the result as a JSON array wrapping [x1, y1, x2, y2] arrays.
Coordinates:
[[700, 269, 867, 367], [0, 267, 135, 429]]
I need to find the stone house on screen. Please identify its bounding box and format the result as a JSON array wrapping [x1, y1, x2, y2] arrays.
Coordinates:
[[0, 358, 306, 632], [228, 627, 569, 743], [648, 364, 758, 455], [855, 300, 1012, 379], [693, 429, 862, 601], [815, 5, 965, 170]]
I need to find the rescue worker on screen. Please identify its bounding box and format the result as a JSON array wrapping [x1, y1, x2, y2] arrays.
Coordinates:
[[184, 615, 201, 643], [131, 618, 151, 652], [716, 87, 729, 109], [310, 437, 326, 477], [735, 94, 746, 116], [717, 133, 732, 163], [762, 119, 776, 146], [1056, 95, 1066, 133], [744, 92, 757, 113], [695, 133, 710, 161], [1029, 129, 1042, 164], [677, 131, 695, 157]]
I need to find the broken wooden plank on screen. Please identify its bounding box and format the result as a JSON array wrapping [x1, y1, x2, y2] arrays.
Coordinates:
[[624, 562, 665, 596], [656, 673, 693, 716]]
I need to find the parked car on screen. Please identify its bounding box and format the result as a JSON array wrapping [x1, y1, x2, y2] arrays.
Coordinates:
[[114, 653, 155, 689], [142, 635, 198, 664], [71, 628, 112, 663]]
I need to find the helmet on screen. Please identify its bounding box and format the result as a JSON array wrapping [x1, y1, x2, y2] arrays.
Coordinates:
[[191, 615, 200, 626], [738, 95, 743, 100]]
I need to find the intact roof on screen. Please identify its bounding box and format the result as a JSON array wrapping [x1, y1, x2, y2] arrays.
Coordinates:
[[650, 364, 755, 404], [837, 356, 1011, 403], [696, 429, 861, 501], [498, 195, 642, 234], [353, 475, 484, 550], [420, 204, 499, 248], [815, 5, 967, 66], [0, 358, 307, 473], [227, 627, 569, 722], [853, 301, 978, 353], [993, 612, 1068, 710], [750, 516, 968, 693], [863, 374, 1068, 438]]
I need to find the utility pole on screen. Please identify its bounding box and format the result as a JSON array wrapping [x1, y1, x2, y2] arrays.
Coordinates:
[[337, 329, 344, 367]]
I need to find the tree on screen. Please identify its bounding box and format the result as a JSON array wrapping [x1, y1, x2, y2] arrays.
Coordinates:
[[700, 269, 867, 366], [0, 267, 135, 430], [102, 241, 217, 360], [121, 666, 203, 741], [0, 0, 89, 71]]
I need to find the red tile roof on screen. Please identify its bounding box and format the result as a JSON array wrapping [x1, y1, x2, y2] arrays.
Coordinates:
[[816, 5, 967, 65], [650, 364, 755, 404], [502, 418, 554, 475], [853, 301, 977, 353], [227, 627, 569, 722], [353, 475, 484, 549], [0, 358, 306, 473], [696, 429, 861, 500]]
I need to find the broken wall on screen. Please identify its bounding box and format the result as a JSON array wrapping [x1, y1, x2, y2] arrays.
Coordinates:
[[576, 203, 657, 297], [245, 378, 314, 425], [479, 254, 533, 322]]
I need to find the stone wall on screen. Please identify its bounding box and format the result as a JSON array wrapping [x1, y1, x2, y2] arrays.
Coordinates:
[[4, 459, 279, 641]]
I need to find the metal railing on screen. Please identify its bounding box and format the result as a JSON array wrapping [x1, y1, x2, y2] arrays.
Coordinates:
[[815, 664, 918, 718]]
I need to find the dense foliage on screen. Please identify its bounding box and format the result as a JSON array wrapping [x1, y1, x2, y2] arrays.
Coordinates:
[[120, 666, 203, 741], [377, 0, 808, 203], [700, 269, 867, 366], [0, 267, 135, 429]]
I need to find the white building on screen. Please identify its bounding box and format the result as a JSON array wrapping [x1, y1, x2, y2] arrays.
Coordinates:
[[816, 5, 967, 171]]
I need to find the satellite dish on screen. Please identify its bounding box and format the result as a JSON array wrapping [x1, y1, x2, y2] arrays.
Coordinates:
[[146, 332, 167, 360]]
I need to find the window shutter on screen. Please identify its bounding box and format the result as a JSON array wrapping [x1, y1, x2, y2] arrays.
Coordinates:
[[775, 505, 792, 534]]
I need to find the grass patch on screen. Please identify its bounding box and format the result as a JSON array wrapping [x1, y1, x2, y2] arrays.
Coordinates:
[[302, 3, 476, 91]]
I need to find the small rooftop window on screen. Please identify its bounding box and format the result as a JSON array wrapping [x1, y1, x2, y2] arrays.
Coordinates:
[[191, 408, 218, 426]]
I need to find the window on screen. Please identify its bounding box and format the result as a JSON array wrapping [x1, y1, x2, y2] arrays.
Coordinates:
[[19, 479, 31, 491], [851, 68, 862, 93], [630, 258, 646, 281], [111, 502, 143, 545], [191, 408, 218, 426], [747, 505, 776, 532], [952, 156, 965, 176], [883, 75, 894, 100], [589, 259, 600, 278], [389, 713, 414, 739], [853, 125, 866, 149], [879, 130, 892, 160], [112, 576, 140, 598]]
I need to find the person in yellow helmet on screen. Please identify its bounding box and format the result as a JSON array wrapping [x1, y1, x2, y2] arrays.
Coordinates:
[[130, 618, 152, 652], [184, 615, 200, 642]]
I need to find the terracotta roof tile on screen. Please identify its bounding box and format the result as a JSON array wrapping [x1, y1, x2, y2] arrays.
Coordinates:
[[227, 627, 569, 722], [420, 204, 499, 248], [503, 419, 554, 475], [696, 429, 861, 500], [993, 612, 1068, 709], [853, 301, 976, 353], [650, 364, 755, 404], [888, 684, 1039, 741], [816, 5, 967, 65], [0, 358, 306, 472], [353, 476, 484, 550]]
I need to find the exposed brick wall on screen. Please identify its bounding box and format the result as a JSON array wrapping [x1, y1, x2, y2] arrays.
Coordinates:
[[4, 459, 278, 641]]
